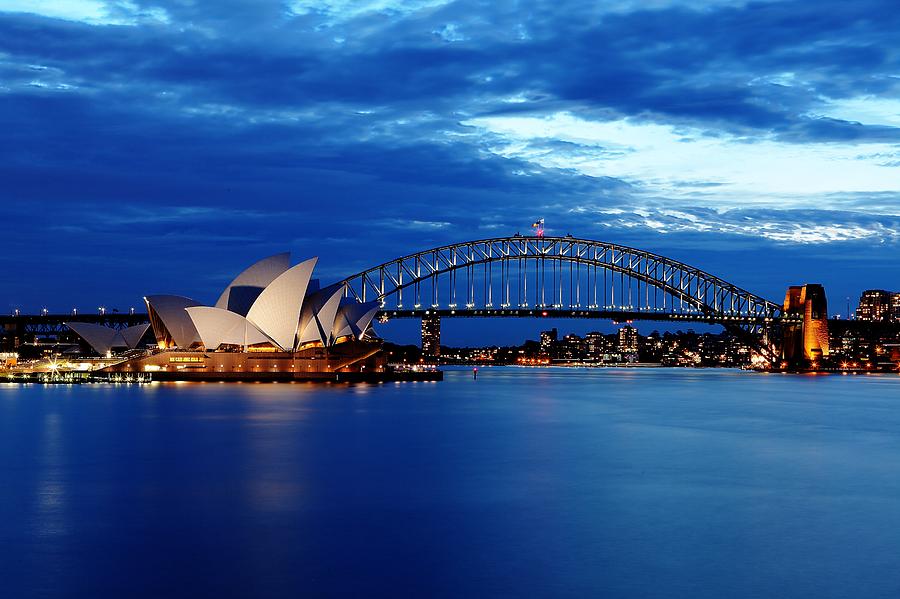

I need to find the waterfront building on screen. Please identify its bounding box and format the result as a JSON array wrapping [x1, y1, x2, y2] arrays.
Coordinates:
[[857, 290, 894, 322], [584, 331, 608, 360], [618, 325, 638, 355], [71, 253, 383, 380], [558, 333, 585, 361], [540, 328, 558, 353], [138, 255, 378, 355]]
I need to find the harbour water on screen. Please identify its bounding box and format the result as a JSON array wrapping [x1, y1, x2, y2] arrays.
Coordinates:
[[2, 368, 900, 598]]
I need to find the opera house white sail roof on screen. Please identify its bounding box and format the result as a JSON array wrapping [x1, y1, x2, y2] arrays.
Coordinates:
[[66, 252, 380, 356], [297, 283, 345, 348], [184, 307, 275, 350], [245, 258, 318, 351], [144, 295, 203, 349], [215, 252, 291, 316], [137, 253, 379, 353], [65, 322, 151, 356], [332, 299, 380, 342]]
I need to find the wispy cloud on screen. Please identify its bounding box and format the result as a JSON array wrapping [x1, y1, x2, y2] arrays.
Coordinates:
[[0, 0, 170, 26], [286, 0, 451, 21], [464, 112, 900, 200], [814, 96, 900, 128], [579, 206, 900, 244]]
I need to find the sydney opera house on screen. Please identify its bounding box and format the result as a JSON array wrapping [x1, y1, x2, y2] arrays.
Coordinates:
[[73, 253, 387, 381]]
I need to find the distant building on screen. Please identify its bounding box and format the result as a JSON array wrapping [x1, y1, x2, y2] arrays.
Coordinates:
[[618, 325, 638, 354], [559, 333, 584, 361], [421, 313, 441, 358], [539, 328, 557, 352], [857, 290, 896, 322], [584, 331, 607, 359]]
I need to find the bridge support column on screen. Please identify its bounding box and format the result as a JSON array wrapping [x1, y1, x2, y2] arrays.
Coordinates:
[[421, 313, 441, 361], [782, 284, 829, 367]]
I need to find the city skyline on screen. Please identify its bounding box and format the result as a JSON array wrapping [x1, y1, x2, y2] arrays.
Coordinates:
[[3, 0, 900, 345]]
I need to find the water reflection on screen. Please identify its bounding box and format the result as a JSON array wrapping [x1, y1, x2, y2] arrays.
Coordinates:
[[35, 412, 67, 539], [2, 371, 900, 598]]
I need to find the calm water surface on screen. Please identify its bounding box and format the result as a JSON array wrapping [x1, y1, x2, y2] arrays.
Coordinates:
[[2, 368, 900, 598]]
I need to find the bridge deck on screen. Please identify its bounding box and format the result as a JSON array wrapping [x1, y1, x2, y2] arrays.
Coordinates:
[[378, 308, 794, 325]]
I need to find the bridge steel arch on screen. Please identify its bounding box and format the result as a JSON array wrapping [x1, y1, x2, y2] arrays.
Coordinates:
[[340, 236, 787, 336], [339, 236, 792, 362]]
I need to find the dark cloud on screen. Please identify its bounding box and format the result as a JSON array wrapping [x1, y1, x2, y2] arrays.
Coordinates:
[[1, 0, 899, 321]]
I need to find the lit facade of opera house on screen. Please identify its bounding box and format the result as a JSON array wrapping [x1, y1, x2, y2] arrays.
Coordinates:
[[68, 253, 384, 381]]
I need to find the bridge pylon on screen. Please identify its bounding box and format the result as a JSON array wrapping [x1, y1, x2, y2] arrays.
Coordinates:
[[781, 284, 829, 367]]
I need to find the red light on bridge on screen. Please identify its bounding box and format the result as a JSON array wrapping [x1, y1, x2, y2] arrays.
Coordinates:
[[541, 311, 548, 317]]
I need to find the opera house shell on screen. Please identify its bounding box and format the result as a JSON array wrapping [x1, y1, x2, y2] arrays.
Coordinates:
[[98, 253, 385, 381], [64, 322, 152, 356]]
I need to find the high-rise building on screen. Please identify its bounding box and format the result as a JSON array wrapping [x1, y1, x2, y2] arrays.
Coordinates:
[[559, 333, 584, 360], [584, 331, 606, 359], [892, 293, 900, 322], [857, 290, 893, 321], [540, 328, 558, 352], [421, 313, 441, 358], [618, 325, 638, 354]]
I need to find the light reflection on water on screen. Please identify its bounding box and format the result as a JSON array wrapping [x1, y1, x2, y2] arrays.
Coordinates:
[[35, 412, 66, 539], [1, 370, 900, 598]]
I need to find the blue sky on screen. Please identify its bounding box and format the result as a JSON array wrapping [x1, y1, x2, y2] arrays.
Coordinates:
[[2, 0, 899, 343]]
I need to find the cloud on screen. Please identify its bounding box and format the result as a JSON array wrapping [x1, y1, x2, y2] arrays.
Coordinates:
[[2, 0, 900, 314], [0, 0, 170, 26], [813, 96, 900, 128], [464, 112, 900, 199], [0, 0, 111, 23], [286, 0, 451, 21], [578, 205, 900, 244], [376, 218, 453, 230]]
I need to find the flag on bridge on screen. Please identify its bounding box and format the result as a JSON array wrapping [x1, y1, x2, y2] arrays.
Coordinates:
[[532, 218, 545, 237]]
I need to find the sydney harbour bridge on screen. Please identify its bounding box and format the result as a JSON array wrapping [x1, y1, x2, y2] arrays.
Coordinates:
[[3, 235, 809, 363], [338, 235, 804, 363]]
